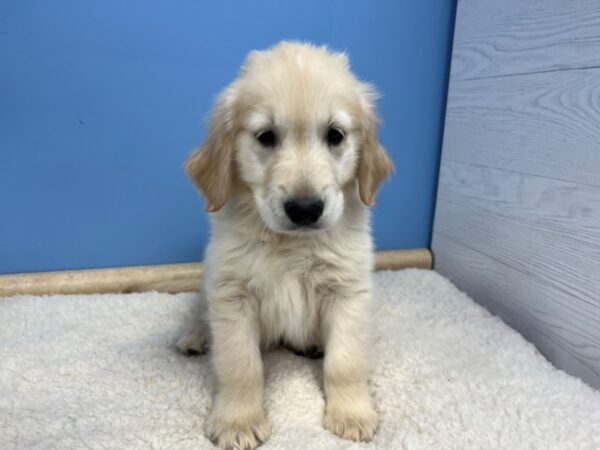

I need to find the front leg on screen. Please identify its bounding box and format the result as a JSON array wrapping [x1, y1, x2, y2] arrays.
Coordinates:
[[206, 292, 269, 450], [321, 286, 378, 442]]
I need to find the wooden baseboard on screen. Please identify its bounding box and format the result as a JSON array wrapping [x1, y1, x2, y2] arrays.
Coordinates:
[[0, 248, 431, 297]]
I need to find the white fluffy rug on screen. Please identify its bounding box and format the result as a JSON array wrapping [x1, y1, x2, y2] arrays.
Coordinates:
[[1, 269, 599, 449]]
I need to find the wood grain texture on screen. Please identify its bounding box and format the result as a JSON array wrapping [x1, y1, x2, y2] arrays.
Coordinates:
[[434, 0, 600, 388], [444, 69, 600, 186], [0, 248, 432, 297], [433, 162, 600, 387], [451, 0, 600, 80]]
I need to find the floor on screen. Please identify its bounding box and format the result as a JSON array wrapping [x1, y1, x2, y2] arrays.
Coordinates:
[[1, 269, 599, 449]]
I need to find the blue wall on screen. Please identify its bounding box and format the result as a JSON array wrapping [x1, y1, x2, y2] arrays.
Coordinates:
[[0, 1, 455, 274]]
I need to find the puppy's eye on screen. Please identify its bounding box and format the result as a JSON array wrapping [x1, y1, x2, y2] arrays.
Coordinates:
[[256, 130, 276, 148], [326, 128, 344, 146]]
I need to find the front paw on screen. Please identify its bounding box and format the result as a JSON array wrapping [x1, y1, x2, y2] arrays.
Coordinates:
[[206, 410, 270, 450], [324, 403, 378, 442]]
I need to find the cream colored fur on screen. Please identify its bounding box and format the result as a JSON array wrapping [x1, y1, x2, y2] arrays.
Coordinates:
[[177, 41, 393, 450]]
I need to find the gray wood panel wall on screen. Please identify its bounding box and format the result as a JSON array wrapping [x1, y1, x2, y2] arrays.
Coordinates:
[[432, 0, 600, 388]]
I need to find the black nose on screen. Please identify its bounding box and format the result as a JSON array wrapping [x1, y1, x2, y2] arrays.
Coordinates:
[[284, 197, 324, 226]]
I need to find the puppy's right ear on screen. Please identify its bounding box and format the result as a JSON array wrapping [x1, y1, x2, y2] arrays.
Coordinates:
[[185, 89, 237, 212]]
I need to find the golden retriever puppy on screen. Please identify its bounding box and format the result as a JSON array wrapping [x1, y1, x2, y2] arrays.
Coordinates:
[[177, 41, 393, 450]]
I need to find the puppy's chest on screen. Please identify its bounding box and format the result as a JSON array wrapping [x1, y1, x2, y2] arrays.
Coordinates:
[[245, 244, 334, 345]]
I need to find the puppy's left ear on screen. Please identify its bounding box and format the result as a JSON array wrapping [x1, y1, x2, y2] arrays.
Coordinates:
[[357, 86, 394, 206]]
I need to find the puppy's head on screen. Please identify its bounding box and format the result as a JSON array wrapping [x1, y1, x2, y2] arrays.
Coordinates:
[[186, 41, 393, 234]]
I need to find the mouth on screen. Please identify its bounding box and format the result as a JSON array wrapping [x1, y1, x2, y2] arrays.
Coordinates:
[[286, 223, 323, 233]]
